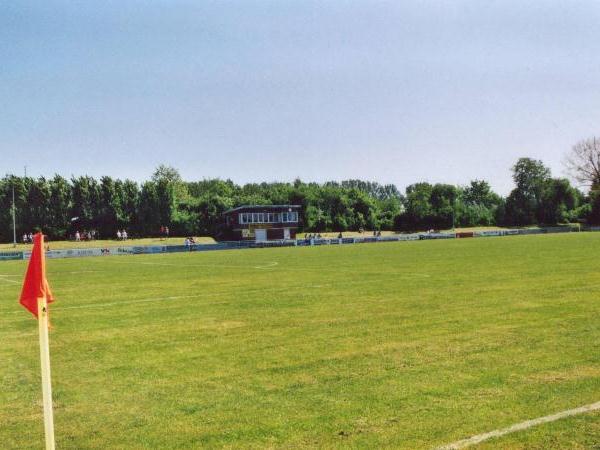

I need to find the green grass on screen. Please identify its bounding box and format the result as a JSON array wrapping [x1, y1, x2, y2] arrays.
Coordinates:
[[1, 233, 599, 449], [0, 236, 216, 252]]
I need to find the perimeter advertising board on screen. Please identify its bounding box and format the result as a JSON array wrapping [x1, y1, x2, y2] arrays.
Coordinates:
[[0, 251, 23, 261]]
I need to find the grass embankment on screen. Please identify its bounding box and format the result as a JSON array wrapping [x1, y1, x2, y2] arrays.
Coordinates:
[[0, 236, 216, 252], [298, 225, 578, 239], [0, 233, 598, 448]]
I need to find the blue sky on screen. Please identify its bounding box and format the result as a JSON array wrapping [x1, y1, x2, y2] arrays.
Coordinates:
[[2, 1, 599, 194]]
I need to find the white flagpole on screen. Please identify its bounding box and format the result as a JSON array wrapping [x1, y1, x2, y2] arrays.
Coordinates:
[[37, 296, 56, 450]]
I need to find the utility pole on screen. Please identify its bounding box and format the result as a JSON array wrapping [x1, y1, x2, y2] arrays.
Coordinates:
[[12, 183, 17, 247], [452, 193, 458, 232]]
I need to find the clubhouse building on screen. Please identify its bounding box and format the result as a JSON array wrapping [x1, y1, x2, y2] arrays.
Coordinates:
[[219, 205, 301, 242]]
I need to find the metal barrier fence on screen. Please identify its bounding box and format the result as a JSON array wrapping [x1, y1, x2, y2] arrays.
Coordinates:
[[0, 225, 591, 262]]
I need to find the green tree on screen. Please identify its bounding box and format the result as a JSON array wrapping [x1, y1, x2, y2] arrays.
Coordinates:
[[70, 176, 101, 232], [461, 180, 503, 226], [47, 175, 71, 239], [538, 178, 578, 225], [397, 183, 434, 231], [505, 158, 551, 226]]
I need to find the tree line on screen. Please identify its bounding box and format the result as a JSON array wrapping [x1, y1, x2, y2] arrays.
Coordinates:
[[2, 138, 600, 242]]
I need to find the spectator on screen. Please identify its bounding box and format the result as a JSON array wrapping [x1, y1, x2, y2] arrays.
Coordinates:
[[28, 232, 34, 243], [75, 231, 80, 241], [165, 226, 169, 238], [122, 230, 128, 240], [116, 230, 122, 240], [22, 233, 28, 244]]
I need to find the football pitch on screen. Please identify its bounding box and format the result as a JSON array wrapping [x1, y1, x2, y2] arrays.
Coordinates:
[[1, 234, 599, 449]]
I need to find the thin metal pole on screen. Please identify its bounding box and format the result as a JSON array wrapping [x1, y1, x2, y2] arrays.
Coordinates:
[[12, 184, 17, 247]]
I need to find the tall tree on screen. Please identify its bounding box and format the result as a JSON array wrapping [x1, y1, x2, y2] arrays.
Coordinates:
[[152, 165, 182, 184], [430, 184, 459, 229], [70, 176, 101, 232], [98, 176, 123, 238], [565, 137, 600, 189], [397, 183, 434, 231], [505, 158, 551, 226], [47, 175, 71, 239]]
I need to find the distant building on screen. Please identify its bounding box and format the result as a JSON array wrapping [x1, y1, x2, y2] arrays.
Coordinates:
[[218, 205, 301, 241]]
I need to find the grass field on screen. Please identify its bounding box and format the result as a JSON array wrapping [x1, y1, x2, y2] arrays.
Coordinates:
[[1, 233, 599, 448]]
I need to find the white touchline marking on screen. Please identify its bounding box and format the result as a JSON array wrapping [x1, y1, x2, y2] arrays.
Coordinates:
[[436, 401, 600, 449], [254, 262, 278, 269], [0, 277, 19, 284], [49, 270, 101, 275], [90, 257, 432, 277], [0, 276, 403, 320], [95, 259, 273, 270]]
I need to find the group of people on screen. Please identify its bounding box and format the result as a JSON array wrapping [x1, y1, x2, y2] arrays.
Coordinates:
[[304, 232, 347, 242], [159, 226, 170, 240], [116, 230, 129, 240], [22, 232, 35, 243], [302, 231, 384, 241], [305, 233, 323, 240], [184, 236, 196, 246], [74, 230, 97, 241]]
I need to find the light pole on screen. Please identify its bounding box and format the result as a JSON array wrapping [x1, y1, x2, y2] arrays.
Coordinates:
[[451, 192, 458, 232], [452, 206, 455, 231], [12, 183, 17, 247]]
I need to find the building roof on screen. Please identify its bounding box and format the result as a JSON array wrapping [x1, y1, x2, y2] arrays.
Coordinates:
[[223, 204, 301, 214]]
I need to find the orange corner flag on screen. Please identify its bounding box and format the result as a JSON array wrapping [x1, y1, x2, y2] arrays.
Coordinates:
[[20, 231, 57, 449], [19, 232, 54, 318]]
